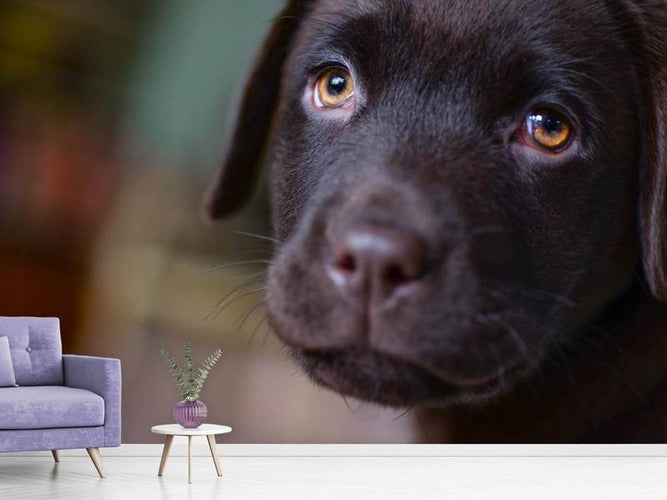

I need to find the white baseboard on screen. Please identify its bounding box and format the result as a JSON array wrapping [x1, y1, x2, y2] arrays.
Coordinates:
[[5, 444, 667, 457]]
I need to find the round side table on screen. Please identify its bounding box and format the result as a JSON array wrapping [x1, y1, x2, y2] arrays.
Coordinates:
[[151, 423, 232, 483]]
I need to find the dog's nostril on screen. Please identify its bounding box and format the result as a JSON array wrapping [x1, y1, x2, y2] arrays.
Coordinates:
[[336, 253, 357, 274], [385, 264, 409, 286], [329, 222, 426, 299]]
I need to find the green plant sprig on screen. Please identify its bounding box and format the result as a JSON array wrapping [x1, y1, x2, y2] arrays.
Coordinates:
[[159, 341, 223, 400]]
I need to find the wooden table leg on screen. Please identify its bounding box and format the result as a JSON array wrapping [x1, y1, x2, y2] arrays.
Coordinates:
[[206, 435, 223, 477], [158, 435, 174, 476], [187, 436, 192, 484], [51, 450, 60, 463]]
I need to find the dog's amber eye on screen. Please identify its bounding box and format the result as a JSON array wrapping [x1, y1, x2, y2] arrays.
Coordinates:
[[315, 68, 354, 108], [526, 109, 573, 151]]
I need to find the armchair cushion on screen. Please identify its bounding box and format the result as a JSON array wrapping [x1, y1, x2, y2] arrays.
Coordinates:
[[0, 386, 104, 429], [0, 337, 16, 387], [0, 317, 63, 386]]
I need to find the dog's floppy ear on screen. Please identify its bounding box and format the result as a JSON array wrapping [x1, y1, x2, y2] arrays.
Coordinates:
[[203, 1, 311, 220], [634, 2, 667, 299]]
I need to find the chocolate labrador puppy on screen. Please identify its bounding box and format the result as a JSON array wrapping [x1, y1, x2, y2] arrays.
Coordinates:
[[205, 0, 667, 442]]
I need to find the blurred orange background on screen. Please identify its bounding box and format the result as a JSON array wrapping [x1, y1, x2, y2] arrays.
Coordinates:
[[0, 1, 413, 443]]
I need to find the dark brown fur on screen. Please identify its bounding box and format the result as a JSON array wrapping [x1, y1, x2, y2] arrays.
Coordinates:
[[205, 0, 667, 442]]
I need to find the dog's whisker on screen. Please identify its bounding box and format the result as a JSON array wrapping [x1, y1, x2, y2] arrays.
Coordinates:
[[234, 298, 265, 326], [205, 285, 266, 321], [196, 259, 271, 277], [556, 66, 618, 98], [261, 325, 273, 346], [233, 248, 275, 256], [480, 313, 535, 370], [473, 312, 563, 399], [519, 287, 576, 308], [392, 406, 414, 422], [236, 300, 266, 335], [208, 288, 266, 321], [340, 395, 360, 418], [212, 273, 266, 308], [235, 269, 267, 282], [231, 229, 283, 246], [248, 314, 269, 348]]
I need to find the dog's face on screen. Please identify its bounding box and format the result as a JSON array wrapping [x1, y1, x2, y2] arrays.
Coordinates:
[[206, 0, 667, 407]]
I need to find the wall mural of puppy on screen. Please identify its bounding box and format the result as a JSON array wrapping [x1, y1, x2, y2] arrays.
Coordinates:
[[204, 0, 667, 442]]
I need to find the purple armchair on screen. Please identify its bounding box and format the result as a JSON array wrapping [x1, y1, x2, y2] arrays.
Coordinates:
[[0, 317, 121, 477]]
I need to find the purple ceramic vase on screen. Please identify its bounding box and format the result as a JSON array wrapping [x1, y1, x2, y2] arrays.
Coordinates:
[[173, 399, 207, 428]]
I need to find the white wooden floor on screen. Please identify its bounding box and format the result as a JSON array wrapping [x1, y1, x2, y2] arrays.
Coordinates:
[[1, 452, 666, 499]]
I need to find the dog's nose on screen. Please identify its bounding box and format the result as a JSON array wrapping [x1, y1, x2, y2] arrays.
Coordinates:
[[328, 223, 425, 299]]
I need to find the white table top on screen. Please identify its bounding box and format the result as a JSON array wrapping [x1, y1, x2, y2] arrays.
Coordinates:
[[151, 424, 232, 436]]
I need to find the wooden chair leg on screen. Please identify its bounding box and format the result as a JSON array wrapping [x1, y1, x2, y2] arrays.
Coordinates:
[[86, 447, 106, 478], [51, 450, 60, 463], [158, 435, 174, 476], [206, 435, 222, 477]]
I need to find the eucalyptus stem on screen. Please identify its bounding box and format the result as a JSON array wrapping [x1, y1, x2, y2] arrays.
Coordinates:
[[159, 342, 223, 400]]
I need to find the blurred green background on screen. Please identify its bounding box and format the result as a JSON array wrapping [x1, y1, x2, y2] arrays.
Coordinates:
[[0, 0, 413, 443]]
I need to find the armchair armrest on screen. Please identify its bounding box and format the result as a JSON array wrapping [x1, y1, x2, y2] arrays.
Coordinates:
[[63, 355, 121, 447]]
